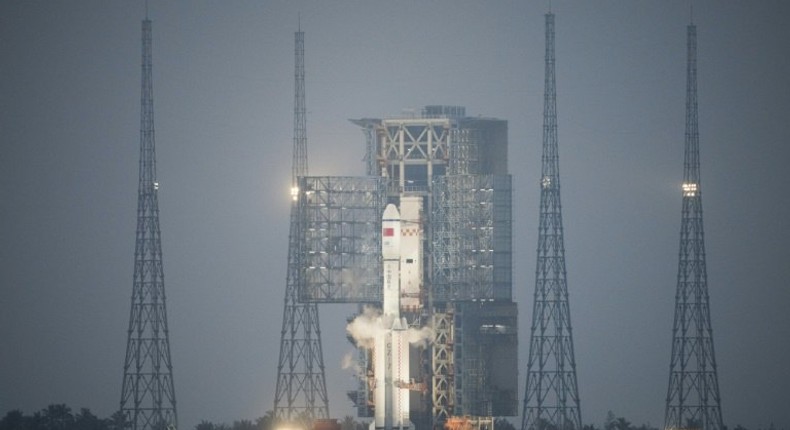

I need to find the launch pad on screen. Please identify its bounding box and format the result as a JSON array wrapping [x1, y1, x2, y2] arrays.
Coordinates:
[[291, 106, 518, 430]]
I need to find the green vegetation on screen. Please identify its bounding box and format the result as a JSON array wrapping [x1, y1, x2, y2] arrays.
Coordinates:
[[0, 407, 784, 430]]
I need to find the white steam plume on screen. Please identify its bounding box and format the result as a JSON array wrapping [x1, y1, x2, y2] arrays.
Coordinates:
[[405, 325, 433, 346], [346, 305, 434, 349], [341, 351, 362, 376], [346, 306, 386, 349]]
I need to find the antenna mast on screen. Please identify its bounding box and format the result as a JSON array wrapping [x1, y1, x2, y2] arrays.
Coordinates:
[[273, 25, 330, 427], [120, 16, 178, 430], [521, 12, 583, 430], [663, 23, 724, 430]]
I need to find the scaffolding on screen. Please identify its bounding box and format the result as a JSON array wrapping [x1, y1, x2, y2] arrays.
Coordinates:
[[431, 175, 512, 302], [432, 309, 455, 424], [349, 118, 382, 177], [448, 128, 480, 176], [298, 176, 387, 303]]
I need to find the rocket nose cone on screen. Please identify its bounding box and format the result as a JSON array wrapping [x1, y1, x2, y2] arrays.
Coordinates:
[[383, 203, 400, 220]]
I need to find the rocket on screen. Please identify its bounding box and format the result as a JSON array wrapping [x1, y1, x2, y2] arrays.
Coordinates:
[[372, 204, 413, 430]]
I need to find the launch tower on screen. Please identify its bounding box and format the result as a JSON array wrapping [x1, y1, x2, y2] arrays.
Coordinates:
[[120, 16, 178, 430], [286, 105, 518, 430], [663, 22, 724, 430], [521, 13, 583, 430]]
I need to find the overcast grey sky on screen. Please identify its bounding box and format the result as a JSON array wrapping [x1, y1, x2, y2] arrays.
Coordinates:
[[2, 1, 789, 430]]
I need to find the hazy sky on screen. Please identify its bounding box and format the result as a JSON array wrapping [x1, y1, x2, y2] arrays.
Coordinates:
[[2, 1, 789, 430]]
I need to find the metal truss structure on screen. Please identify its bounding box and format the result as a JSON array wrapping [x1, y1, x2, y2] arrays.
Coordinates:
[[274, 28, 329, 426], [431, 310, 455, 423], [120, 17, 178, 430], [448, 128, 480, 176], [349, 118, 382, 177], [298, 176, 387, 303], [379, 118, 451, 190], [664, 24, 724, 430], [522, 13, 583, 430], [432, 175, 512, 302]]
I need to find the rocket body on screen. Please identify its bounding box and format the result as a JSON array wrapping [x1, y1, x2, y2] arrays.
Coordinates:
[[382, 204, 401, 319], [373, 204, 413, 430]]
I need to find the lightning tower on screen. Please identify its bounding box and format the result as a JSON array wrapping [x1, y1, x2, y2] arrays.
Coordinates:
[[521, 13, 582, 430], [663, 22, 724, 430], [273, 26, 330, 426], [120, 15, 178, 430]]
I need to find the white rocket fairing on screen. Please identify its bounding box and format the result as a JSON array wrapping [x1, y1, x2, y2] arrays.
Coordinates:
[[372, 204, 413, 430]]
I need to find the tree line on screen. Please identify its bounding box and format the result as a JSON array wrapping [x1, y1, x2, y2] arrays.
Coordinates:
[[0, 405, 126, 430], [1, 406, 783, 430]]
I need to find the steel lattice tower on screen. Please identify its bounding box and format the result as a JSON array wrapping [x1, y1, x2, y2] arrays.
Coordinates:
[[120, 16, 178, 430], [273, 27, 330, 426], [663, 23, 724, 430], [522, 13, 582, 430]]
